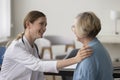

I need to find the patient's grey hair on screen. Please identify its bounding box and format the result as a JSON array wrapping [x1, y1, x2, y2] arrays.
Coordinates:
[[75, 12, 101, 38]]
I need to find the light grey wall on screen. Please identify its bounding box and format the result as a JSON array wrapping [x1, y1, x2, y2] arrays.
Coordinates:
[[11, 0, 120, 61], [11, 0, 120, 36]]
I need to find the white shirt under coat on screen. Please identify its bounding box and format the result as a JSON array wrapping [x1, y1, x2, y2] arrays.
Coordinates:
[[0, 36, 58, 80]]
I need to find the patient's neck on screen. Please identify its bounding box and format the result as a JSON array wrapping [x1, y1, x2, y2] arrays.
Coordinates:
[[80, 37, 93, 46]]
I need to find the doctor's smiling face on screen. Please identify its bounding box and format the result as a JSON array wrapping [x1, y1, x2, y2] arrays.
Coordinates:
[[28, 17, 47, 39], [24, 11, 47, 40]]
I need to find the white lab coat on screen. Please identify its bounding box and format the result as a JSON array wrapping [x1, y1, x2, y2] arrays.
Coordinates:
[[0, 36, 58, 80]]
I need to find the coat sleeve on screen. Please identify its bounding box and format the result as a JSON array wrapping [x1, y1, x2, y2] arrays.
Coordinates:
[[8, 42, 58, 73]]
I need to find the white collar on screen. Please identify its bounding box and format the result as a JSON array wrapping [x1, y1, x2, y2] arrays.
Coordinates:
[[23, 36, 35, 51]]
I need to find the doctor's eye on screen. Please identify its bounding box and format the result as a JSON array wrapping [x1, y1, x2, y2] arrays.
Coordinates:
[[40, 22, 47, 27]]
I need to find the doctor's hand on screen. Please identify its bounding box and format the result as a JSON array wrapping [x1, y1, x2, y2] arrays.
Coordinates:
[[56, 45, 92, 69], [75, 45, 93, 63]]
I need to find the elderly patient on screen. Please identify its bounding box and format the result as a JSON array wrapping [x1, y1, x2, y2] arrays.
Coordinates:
[[67, 12, 113, 80]]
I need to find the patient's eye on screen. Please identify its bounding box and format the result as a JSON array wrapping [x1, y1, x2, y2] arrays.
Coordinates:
[[71, 25, 75, 31]]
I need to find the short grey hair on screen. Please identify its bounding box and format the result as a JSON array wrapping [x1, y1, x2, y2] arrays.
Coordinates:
[[75, 12, 101, 38]]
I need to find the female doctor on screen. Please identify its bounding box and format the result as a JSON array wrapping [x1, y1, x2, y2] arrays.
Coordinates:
[[0, 10, 92, 80]]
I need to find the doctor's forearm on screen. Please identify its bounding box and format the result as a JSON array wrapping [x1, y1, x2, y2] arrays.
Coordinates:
[[56, 57, 78, 69]]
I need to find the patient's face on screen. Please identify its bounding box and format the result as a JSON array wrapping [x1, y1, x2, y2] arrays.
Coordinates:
[[73, 18, 87, 42], [72, 19, 82, 41]]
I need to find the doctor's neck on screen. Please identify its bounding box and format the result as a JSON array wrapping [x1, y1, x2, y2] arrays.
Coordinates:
[[24, 31, 35, 48]]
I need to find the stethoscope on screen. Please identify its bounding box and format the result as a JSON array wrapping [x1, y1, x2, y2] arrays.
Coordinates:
[[22, 35, 41, 59]]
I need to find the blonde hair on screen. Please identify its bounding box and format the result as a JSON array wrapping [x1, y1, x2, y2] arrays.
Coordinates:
[[15, 11, 46, 40], [15, 32, 24, 40], [75, 12, 101, 38]]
